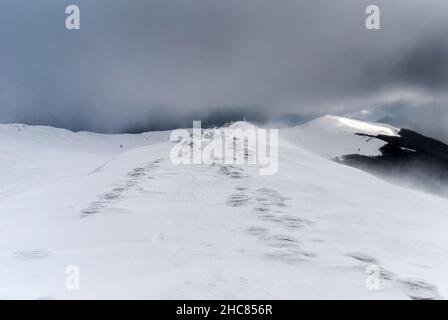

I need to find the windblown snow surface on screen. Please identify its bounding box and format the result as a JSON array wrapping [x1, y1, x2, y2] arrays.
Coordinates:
[[1, 118, 448, 300]]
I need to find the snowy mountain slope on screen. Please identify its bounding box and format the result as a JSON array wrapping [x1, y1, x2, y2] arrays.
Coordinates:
[[0, 123, 169, 197], [283, 116, 448, 197], [1, 122, 448, 299], [281, 115, 399, 159]]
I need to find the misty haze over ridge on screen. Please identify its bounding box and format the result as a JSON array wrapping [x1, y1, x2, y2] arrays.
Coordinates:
[[0, 0, 447, 140]]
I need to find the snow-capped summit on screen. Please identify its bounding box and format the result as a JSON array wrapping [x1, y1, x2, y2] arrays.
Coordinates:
[[283, 114, 448, 198], [344, 108, 393, 123], [282, 115, 398, 158]]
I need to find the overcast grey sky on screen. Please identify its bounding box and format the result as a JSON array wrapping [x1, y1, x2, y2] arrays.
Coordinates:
[[0, 0, 447, 134]]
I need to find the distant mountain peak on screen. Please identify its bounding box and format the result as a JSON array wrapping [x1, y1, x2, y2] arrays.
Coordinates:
[[344, 108, 394, 123]]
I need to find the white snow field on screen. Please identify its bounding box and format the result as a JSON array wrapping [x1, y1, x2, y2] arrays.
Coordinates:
[[1, 118, 448, 300]]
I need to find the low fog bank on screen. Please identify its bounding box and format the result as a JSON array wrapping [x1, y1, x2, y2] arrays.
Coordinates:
[[0, 107, 315, 134]]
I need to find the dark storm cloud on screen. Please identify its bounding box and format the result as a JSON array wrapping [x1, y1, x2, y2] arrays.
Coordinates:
[[364, 36, 448, 92], [0, 0, 447, 133], [397, 41, 448, 89]]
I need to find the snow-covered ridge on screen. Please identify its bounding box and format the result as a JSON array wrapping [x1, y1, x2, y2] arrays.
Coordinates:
[[285, 115, 448, 198], [2, 118, 448, 300], [0, 123, 168, 152], [0, 123, 169, 197], [281, 115, 399, 159]]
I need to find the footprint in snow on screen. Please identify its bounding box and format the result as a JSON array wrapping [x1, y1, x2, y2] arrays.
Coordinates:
[[226, 194, 250, 207], [14, 249, 49, 259], [397, 278, 441, 300], [347, 252, 379, 264], [278, 215, 311, 230], [347, 252, 440, 299], [245, 226, 269, 237], [81, 159, 162, 217], [219, 165, 247, 179], [265, 234, 299, 249]]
